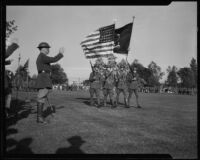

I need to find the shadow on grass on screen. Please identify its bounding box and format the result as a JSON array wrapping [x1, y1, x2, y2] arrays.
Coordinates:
[[56, 136, 86, 154], [6, 137, 34, 154], [6, 99, 35, 154], [43, 105, 65, 118], [6, 99, 33, 128]]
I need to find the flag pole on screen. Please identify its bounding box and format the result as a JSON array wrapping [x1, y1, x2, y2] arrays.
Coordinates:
[[25, 59, 30, 103], [126, 16, 135, 64], [112, 19, 117, 60]]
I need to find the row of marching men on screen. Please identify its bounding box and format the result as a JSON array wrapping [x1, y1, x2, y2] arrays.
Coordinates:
[[89, 55, 146, 109]]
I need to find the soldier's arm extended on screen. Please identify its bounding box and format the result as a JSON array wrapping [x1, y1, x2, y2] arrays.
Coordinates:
[[6, 43, 19, 59], [42, 53, 63, 64]]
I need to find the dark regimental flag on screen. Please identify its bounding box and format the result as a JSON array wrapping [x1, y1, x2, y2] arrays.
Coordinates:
[[80, 24, 115, 59], [114, 23, 133, 54]]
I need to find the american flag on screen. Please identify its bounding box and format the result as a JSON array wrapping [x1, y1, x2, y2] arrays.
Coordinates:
[[80, 24, 115, 59]]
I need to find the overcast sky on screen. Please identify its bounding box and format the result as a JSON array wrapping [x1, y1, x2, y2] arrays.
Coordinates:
[[6, 2, 197, 84]]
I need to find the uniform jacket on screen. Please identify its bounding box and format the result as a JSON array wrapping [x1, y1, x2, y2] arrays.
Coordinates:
[[89, 71, 102, 89], [127, 72, 140, 89], [35, 52, 63, 89], [103, 70, 116, 89], [116, 71, 128, 89], [5, 43, 19, 92]]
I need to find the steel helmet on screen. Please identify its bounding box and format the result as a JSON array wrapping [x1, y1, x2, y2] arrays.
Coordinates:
[[37, 42, 51, 49]]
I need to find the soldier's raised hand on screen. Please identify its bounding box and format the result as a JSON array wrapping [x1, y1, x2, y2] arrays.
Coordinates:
[[59, 47, 65, 54]]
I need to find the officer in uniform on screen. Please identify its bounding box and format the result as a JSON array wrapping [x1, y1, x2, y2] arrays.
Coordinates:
[[89, 64, 102, 108], [35, 42, 64, 123], [115, 60, 129, 108], [127, 67, 142, 108], [102, 60, 117, 108]]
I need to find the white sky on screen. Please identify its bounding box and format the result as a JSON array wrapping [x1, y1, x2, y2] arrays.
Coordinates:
[[6, 2, 197, 84]]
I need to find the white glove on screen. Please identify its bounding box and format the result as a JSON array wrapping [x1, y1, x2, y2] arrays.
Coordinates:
[[59, 47, 65, 54]]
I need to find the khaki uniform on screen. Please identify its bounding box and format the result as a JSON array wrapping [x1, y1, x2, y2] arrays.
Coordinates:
[[116, 70, 129, 107], [102, 69, 116, 107], [89, 71, 102, 107], [127, 72, 141, 108]]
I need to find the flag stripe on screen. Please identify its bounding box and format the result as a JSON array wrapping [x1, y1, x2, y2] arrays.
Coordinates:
[[80, 31, 100, 45], [86, 54, 113, 59], [84, 48, 114, 55], [81, 24, 115, 59], [81, 37, 100, 45], [82, 41, 114, 50], [83, 42, 114, 54]]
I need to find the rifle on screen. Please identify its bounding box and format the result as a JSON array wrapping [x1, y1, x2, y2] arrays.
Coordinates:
[[127, 62, 134, 77], [102, 69, 114, 88], [89, 61, 96, 82], [90, 61, 94, 73]]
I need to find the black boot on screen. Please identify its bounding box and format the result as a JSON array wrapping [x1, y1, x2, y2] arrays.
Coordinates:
[[127, 97, 131, 107], [124, 98, 129, 108], [90, 98, 94, 106], [103, 97, 107, 107], [97, 98, 101, 108], [116, 96, 119, 107], [111, 100, 116, 109], [37, 103, 47, 124]]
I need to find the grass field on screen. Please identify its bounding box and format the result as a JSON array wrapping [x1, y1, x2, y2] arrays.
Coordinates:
[[5, 90, 197, 158]]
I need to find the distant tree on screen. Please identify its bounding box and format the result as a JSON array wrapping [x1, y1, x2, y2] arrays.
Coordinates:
[[51, 64, 68, 85], [6, 20, 18, 39], [13, 63, 30, 89], [131, 59, 144, 71], [148, 61, 164, 86], [83, 79, 90, 86], [130, 59, 151, 86], [190, 57, 197, 87], [15, 65, 29, 81], [166, 65, 178, 87], [177, 67, 195, 88]]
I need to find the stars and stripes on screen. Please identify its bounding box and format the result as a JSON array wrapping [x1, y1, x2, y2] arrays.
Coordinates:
[[80, 24, 115, 59]]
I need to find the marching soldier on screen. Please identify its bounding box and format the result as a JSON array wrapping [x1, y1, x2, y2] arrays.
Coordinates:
[[127, 67, 142, 108], [102, 56, 117, 108], [35, 42, 64, 123], [89, 64, 102, 108], [115, 60, 129, 108]]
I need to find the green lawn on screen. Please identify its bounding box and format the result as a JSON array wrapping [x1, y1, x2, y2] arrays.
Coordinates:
[[6, 90, 197, 158]]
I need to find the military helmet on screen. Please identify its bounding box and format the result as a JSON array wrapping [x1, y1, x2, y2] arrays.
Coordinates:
[[37, 42, 51, 49], [93, 64, 98, 68], [108, 54, 117, 61]]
